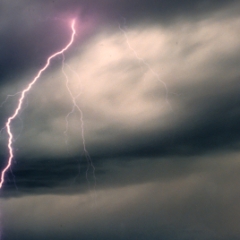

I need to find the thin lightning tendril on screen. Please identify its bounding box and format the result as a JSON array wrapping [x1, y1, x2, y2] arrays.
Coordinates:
[[119, 20, 171, 110], [0, 92, 21, 108], [61, 54, 96, 187], [0, 19, 76, 189], [62, 54, 82, 147]]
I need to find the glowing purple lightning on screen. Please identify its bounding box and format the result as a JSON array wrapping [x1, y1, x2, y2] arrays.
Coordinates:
[[0, 19, 76, 188]]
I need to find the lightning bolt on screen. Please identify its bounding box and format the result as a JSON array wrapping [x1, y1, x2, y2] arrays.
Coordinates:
[[0, 19, 76, 189]]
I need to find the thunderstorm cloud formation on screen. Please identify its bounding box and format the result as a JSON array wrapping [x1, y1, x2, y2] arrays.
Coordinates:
[[0, 0, 240, 239]]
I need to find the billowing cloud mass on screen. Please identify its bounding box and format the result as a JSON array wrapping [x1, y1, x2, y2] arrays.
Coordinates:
[[0, 0, 240, 239]]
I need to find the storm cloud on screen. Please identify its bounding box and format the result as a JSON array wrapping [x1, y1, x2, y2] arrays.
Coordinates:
[[0, 0, 240, 239]]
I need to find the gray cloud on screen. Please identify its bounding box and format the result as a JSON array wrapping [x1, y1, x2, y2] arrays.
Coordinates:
[[2, 153, 240, 239]]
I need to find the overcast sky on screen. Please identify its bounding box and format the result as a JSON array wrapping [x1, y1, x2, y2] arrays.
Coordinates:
[[0, 0, 240, 239]]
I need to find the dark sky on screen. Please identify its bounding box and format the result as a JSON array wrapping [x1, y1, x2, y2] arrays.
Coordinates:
[[0, 0, 240, 239]]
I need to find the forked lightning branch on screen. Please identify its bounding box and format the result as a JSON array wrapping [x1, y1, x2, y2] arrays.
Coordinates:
[[0, 20, 76, 188]]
